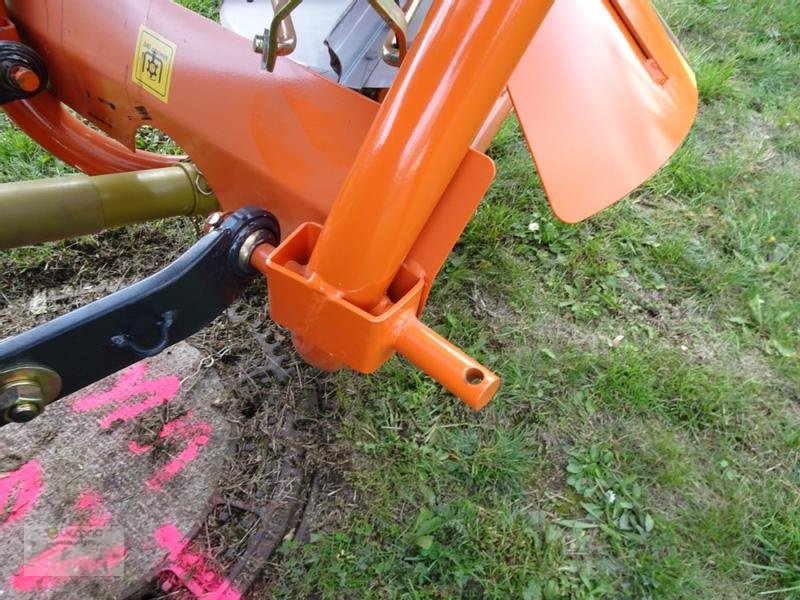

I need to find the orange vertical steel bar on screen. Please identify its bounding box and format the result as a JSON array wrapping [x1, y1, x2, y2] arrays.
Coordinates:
[[307, 0, 554, 310]]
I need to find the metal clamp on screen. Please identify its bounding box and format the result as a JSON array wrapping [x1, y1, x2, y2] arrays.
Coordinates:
[[254, 0, 416, 72]]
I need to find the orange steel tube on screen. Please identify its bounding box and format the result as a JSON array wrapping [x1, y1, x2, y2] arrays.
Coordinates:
[[3, 96, 176, 175], [396, 319, 499, 411], [307, 0, 553, 310]]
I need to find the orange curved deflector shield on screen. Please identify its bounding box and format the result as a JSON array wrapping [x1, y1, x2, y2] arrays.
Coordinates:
[[508, 0, 698, 223]]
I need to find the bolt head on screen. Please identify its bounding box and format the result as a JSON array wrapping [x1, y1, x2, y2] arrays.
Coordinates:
[[204, 212, 224, 231]]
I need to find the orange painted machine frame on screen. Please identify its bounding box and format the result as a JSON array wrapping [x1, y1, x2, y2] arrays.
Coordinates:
[[1, 0, 697, 409]]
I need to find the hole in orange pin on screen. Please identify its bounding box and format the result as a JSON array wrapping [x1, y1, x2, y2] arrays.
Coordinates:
[[465, 368, 484, 385]]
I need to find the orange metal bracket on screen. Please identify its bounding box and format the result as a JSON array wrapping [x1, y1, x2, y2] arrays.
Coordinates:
[[251, 224, 500, 410], [408, 150, 496, 309]]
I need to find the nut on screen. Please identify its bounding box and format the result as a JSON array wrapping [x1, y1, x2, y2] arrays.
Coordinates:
[[253, 34, 265, 54], [7, 401, 41, 423], [0, 381, 45, 424], [0, 382, 44, 407], [0, 367, 61, 423]]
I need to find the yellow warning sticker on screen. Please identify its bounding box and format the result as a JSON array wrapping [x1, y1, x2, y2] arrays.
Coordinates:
[[132, 26, 177, 103]]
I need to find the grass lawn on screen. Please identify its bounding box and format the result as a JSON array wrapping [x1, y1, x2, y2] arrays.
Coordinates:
[[2, 0, 798, 597]]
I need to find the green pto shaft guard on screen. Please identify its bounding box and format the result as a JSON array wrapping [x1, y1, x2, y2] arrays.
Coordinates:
[[0, 163, 219, 250]]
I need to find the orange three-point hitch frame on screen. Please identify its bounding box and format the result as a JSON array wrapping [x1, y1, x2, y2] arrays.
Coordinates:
[[2, 0, 697, 409]]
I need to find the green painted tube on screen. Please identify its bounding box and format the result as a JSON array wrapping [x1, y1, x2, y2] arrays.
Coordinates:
[[0, 163, 219, 250]]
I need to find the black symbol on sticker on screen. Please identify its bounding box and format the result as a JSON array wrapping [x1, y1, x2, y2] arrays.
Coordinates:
[[141, 50, 164, 83]]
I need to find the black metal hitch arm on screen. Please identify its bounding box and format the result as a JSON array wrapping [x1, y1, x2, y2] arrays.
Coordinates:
[[0, 207, 279, 426]]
